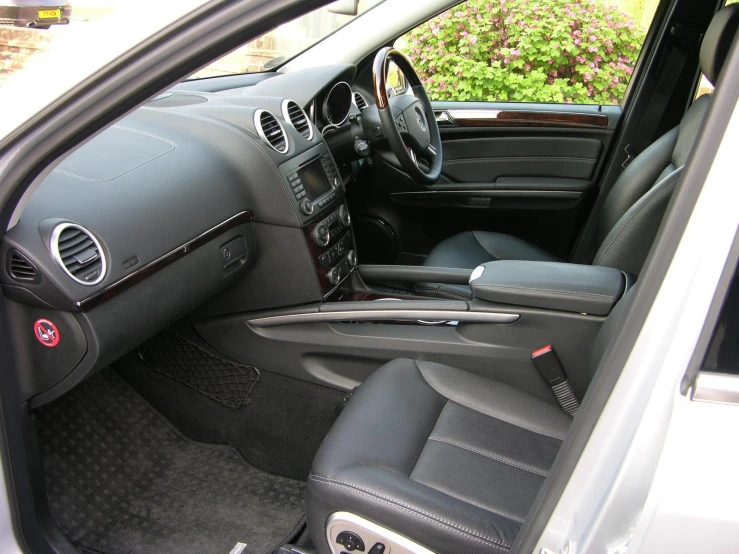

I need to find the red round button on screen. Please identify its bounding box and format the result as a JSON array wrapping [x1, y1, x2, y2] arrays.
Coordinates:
[[34, 319, 60, 347]]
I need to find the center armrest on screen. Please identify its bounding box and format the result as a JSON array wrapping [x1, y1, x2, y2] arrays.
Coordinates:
[[469, 261, 625, 315]]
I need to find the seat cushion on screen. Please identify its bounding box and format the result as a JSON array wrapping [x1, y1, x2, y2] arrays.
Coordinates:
[[419, 231, 561, 299], [306, 358, 572, 554]]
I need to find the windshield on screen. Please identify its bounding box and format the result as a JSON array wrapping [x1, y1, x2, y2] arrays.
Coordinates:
[[187, 0, 384, 80]]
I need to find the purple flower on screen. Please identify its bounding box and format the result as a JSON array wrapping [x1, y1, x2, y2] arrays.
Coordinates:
[[469, 35, 478, 45]]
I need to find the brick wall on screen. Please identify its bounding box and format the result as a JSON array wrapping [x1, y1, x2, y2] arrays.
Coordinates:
[[0, 26, 53, 87]]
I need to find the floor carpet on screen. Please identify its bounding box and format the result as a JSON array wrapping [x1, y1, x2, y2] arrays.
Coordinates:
[[37, 369, 306, 554]]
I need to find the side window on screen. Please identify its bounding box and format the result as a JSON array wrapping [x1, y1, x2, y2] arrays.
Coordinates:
[[394, 0, 659, 105]]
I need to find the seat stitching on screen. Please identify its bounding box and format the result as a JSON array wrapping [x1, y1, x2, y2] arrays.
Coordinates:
[[594, 169, 682, 266], [473, 284, 616, 300], [411, 367, 570, 440], [309, 473, 512, 550], [410, 399, 449, 476], [471, 230, 500, 259], [427, 437, 547, 477], [53, 126, 177, 182]]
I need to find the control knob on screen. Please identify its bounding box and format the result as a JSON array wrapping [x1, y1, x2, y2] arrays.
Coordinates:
[[312, 223, 330, 247], [300, 198, 314, 216], [339, 205, 351, 227], [346, 250, 357, 267], [328, 266, 342, 285]]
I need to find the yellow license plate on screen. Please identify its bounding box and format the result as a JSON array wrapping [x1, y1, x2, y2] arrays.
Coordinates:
[[38, 9, 60, 19]]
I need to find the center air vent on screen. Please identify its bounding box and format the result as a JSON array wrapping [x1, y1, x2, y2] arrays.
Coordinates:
[[7, 250, 38, 282], [254, 109, 289, 154], [282, 99, 313, 140], [51, 223, 106, 286], [354, 91, 368, 110]]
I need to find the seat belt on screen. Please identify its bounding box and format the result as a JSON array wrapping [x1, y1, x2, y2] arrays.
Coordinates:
[[531, 345, 580, 416], [623, 41, 689, 166]]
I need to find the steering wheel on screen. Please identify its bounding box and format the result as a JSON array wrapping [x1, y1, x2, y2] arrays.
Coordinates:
[[372, 47, 443, 185]]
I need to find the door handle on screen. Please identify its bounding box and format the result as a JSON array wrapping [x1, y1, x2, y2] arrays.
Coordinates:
[[434, 111, 454, 126]]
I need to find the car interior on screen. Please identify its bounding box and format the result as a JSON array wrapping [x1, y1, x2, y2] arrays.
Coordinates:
[[1, 0, 738, 553]]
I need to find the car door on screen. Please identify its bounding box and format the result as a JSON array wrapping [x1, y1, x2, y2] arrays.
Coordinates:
[[349, 0, 661, 265]]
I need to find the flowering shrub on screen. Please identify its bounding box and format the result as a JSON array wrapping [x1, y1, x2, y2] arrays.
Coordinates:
[[401, 0, 647, 104]]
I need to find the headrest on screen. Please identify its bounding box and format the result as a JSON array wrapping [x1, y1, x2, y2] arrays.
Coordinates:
[[700, 4, 739, 86]]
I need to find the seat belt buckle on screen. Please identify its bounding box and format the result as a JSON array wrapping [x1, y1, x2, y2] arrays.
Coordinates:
[[531, 345, 566, 386], [532, 345, 580, 416], [622, 144, 636, 169]]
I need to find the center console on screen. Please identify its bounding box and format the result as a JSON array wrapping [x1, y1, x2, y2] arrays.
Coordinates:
[[279, 142, 357, 298]]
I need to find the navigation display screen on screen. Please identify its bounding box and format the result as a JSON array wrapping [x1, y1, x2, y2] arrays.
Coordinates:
[[298, 159, 332, 200]]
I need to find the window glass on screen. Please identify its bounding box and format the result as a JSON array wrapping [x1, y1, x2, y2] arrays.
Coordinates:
[[188, 0, 384, 80], [395, 0, 659, 104], [703, 267, 739, 376]]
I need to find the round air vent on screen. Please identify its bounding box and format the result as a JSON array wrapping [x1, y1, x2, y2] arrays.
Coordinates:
[[282, 99, 313, 140], [353, 91, 368, 110], [50, 223, 106, 286], [254, 109, 289, 154]]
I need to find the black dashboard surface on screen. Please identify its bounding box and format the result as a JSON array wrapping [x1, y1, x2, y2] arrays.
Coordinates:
[[2, 64, 363, 406]]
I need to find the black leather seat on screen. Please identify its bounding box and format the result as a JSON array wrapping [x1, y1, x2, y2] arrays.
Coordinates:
[[420, 5, 739, 300], [307, 288, 631, 554]]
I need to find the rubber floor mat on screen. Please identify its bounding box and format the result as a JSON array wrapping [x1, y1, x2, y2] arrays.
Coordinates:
[[37, 369, 306, 554]]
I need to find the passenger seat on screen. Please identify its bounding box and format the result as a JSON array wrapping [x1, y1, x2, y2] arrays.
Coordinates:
[[306, 288, 632, 554], [419, 4, 739, 300]]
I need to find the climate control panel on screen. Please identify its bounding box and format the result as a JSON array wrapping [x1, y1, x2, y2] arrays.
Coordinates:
[[304, 201, 356, 298]]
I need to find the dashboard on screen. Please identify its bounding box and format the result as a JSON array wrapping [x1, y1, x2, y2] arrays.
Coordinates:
[[1, 63, 374, 407]]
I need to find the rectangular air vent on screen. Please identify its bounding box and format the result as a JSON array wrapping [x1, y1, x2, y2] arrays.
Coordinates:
[[8, 250, 38, 282]]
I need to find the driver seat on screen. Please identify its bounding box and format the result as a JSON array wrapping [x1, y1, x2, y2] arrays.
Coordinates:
[[419, 5, 738, 299]]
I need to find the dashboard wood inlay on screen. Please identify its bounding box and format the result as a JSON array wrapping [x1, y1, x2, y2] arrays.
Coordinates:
[[77, 211, 254, 312], [446, 109, 609, 129]]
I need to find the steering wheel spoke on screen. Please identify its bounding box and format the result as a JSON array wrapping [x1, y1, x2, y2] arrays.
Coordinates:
[[370, 47, 442, 185]]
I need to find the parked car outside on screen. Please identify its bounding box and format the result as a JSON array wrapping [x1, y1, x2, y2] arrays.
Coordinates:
[[0, 0, 71, 29]]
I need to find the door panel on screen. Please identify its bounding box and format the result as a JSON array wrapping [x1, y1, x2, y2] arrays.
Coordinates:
[[438, 136, 602, 182], [350, 101, 622, 264]]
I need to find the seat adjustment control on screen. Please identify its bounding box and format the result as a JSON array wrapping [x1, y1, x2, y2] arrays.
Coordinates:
[[336, 531, 364, 552]]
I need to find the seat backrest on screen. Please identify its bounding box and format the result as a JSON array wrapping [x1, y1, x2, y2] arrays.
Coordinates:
[[590, 4, 739, 275]]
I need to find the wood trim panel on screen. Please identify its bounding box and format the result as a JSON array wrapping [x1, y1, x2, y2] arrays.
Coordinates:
[[77, 211, 254, 312], [445, 109, 609, 129]]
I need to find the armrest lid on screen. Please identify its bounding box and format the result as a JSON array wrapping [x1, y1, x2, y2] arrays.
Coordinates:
[[470, 261, 625, 315]]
